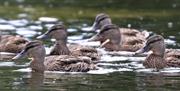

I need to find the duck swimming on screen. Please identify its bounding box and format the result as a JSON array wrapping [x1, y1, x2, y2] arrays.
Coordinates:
[[0, 35, 28, 53], [37, 24, 100, 61], [12, 40, 97, 73], [90, 13, 148, 46], [89, 24, 145, 52], [135, 35, 180, 69]]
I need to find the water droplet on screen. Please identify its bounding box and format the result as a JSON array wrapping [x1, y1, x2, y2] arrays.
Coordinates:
[[127, 24, 131, 28], [167, 22, 173, 28], [172, 4, 177, 8], [38, 17, 59, 23]]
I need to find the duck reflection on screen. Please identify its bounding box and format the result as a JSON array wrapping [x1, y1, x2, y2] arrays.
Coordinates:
[[136, 73, 165, 90], [28, 72, 44, 90], [136, 73, 180, 91]]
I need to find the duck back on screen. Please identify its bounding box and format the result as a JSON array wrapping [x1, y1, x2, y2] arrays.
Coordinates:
[[0, 35, 28, 53], [143, 54, 167, 69], [165, 49, 180, 67], [68, 44, 101, 61], [44, 55, 96, 72]]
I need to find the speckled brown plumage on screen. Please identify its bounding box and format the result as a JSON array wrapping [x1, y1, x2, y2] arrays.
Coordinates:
[[44, 55, 96, 72], [68, 44, 101, 60], [89, 24, 145, 52], [89, 13, 147, 52], [119, 43, 144, 52], [136, 35, 180, 69], [12, 41, 97, 72], [0, 35, 28, 53], [143, 54, 167, 69], [37, 24, 101, 61], [120, 28, 145, 45], [165, 49, 180, 67]]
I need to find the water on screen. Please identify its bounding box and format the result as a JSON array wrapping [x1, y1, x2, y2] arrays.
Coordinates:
[[0, 0, 180, 91]]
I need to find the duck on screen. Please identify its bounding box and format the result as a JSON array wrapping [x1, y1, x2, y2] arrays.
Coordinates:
[[135, 35, 180, 69], [88, 24, 145, 52], [37, 24, 100, 61], [0, 35, 29, 53], [90, 13, 148, 47], [12, 40, 97, 73]]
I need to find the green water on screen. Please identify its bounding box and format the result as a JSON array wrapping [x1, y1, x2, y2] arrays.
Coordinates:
[[0, 0, 180, 91]]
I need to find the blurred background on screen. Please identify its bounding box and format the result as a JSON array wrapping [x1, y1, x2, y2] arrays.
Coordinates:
[[0, 0, 180, 91]]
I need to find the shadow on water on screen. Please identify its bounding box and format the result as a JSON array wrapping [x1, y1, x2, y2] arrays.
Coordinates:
[[0, 0, 180, 91]]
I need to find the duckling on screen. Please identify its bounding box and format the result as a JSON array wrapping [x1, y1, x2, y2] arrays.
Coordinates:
[[90, 13, 148, 45], [89, 24, 144, 52], [135, 35, 180, 69], [12, 40, 97, 73], [0, 35, 28, 53], [37, 24, 100, 61]]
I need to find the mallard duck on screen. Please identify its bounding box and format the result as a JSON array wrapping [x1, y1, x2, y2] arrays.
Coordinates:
[[135, 35, 180, 69], [0, 35, 28, 53], [12, 40, 97, 73], [90, 13, 148, 46], [37, 24, 100, 61], [89, 24, 144, 52]]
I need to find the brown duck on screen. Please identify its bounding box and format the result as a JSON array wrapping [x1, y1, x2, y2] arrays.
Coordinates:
[[89, 13, 149, 48], [90, 13, 148, 46], [89, 24, 145, 52], [135, 35, 180, 69], [0, 35, 28, 53], [37, 24, 100, 61], [12, 40, 97, 73]]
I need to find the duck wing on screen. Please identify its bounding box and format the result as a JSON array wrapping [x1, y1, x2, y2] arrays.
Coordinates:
[[68, 44, 101, 61], [44, 55, 97, 72], [119, 43, 144, 52], [165, 49, 180, 67], [0, 35, 28, 53], [119, 28, 146, 51], [119, 28, 139, 36]]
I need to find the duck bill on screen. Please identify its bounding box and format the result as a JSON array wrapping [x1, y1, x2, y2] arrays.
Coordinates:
[[100, 39, 110, 48], [12, 50, 26, 60], [135, 45, 148, 54], [37, 34, 49, 40], [91, 22, 98, 31], [88, 34, 100, 42]]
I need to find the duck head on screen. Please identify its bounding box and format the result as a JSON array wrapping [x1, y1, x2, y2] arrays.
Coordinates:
[[12, 40, 45, 60], [12, 40, 46, 72], [89, 24, 121, 51], [136, 35, 165, 56], [91, 13, 112, 31], [37, 24, 71, 55], [37, 24, 68, 42]]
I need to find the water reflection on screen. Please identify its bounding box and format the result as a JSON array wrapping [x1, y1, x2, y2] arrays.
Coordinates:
[[0, 0, 180, 91], [27, 72, 44, 90], [136, 73, 180, 91], [12, 72, 44, 90], [136, 73, 166, 91]]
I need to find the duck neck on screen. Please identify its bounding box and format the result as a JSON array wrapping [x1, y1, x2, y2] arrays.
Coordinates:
[[152, 44, 166, 58], [102, 42, 120, 51], [30, 56, 45, 73], [54, 40, 70, 55]]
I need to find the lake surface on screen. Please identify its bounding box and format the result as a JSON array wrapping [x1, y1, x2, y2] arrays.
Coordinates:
[[0, 0, 180, 91]]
